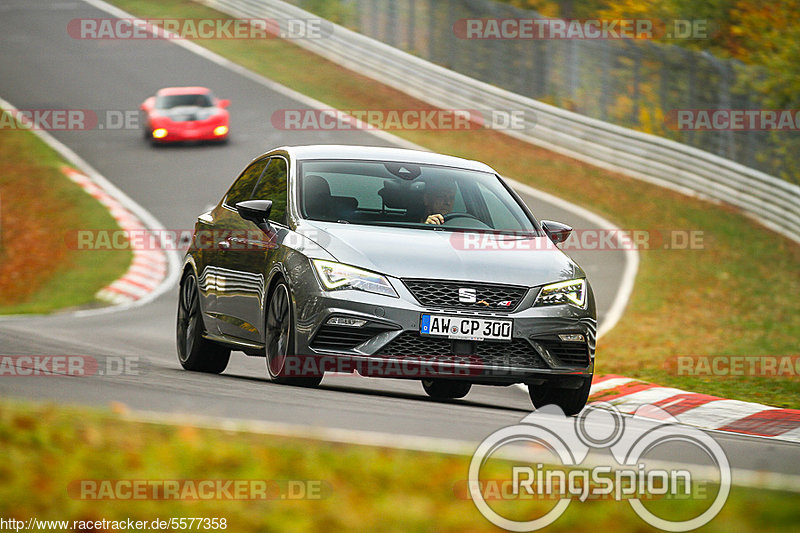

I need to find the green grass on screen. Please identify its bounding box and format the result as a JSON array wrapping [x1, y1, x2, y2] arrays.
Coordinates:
[[104, 0, 800, 409], [0, 112, 132, 314], [1, 399, 799, 532]]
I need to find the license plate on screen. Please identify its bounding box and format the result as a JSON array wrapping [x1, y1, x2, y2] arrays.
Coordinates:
[[420, 314, 512, 341]]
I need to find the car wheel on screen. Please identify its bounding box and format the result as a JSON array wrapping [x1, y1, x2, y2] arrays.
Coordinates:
[[265, 281, 322, 388], [528, 377, 592, 416], [421, 379, 472, 399], [176, 272, 230, 373]]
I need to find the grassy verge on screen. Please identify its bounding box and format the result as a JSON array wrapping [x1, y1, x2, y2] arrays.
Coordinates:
[[0, 113, 132, 314], [1, 399, 798, 532], [108, 0, 800, 408]]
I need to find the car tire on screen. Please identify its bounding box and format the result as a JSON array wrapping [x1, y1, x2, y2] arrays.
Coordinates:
[[528, 377, 592, 416], [265, 281, 322, 388], [176, 272, 230, 373], [421, 379, 472, 399]]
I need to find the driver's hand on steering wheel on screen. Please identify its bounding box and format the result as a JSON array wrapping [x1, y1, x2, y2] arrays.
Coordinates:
[[425, 213, 445, 225]]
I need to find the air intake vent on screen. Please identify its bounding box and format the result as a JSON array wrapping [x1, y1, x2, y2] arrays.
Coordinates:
[[377, 332, 546, 369], [310, 325, 387, 351], [534, 339, 591, 368]]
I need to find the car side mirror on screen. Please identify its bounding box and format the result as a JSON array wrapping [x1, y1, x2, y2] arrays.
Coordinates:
[[218, 99, 230, 108], [541, 220, 572, 244], [236, 200, 272, 232]]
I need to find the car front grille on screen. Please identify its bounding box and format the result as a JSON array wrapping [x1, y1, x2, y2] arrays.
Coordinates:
[[376, 332, 547, 369], [533, 339, 591, 368], [402, 279, 528, 312]]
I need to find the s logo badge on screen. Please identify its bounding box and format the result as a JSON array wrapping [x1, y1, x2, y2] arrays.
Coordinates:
[[458, 288, 477, 303]]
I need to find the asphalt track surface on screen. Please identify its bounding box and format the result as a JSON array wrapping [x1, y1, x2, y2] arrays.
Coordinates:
[[1, 0, 798, 485]]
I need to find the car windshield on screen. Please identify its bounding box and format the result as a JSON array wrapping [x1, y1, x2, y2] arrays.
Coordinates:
[[155, 94, 213, 109], [297, 159, 538, 233]]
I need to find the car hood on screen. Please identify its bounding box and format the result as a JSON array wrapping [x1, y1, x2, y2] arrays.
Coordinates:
[[298, 221, 581, 287]]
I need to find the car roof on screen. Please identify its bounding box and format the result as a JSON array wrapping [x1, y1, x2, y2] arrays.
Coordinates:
[[273, 145, 496, 173], [156, 86, 212, 96]]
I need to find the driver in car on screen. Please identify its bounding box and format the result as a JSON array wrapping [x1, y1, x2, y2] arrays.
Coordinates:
[[422, 179, 457, 224]]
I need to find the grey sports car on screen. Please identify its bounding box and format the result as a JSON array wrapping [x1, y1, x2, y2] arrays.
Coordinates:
[[177, 145, 596, 414]]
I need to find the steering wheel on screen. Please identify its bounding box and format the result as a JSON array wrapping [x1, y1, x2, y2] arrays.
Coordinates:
[[443, 212, 481, 223]]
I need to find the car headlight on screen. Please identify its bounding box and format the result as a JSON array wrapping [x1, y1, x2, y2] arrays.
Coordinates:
[[312, 259, 398, 298], [534, 279, 586, 308]]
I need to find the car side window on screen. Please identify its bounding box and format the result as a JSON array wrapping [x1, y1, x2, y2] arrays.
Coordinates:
[[224, 158, 268, 208], [252, 157, 289, 225]]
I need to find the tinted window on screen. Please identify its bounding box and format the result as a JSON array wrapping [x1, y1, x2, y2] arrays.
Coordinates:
[[155, 94, 213, 108], [298, 160, 536, 232], [224, 158, 268, 207], [252, 157, 288, 225]]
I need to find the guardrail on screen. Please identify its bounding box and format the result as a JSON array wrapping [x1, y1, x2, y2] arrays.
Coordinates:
[[203, 0, 800, 244]]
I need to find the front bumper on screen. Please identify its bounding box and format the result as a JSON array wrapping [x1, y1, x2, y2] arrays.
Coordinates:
[[290, 275, 596, 386], [150, 121, 228, 142]]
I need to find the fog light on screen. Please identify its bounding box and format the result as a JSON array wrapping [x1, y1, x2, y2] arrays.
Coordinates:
[[326, 317, 367, 328], [559, 334, 585, 342], [213, 125, 229, 136], [152, 128, 168, 139]]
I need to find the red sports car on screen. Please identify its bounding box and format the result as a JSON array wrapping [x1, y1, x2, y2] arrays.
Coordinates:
[[140, 86, 230, 145]]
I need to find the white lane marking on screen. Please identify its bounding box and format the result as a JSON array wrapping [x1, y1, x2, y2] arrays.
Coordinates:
[[776, 426, 800, 443], [675, 400, 777, 430], [602, 386, 693, 412], [658, 397, 687, 410]]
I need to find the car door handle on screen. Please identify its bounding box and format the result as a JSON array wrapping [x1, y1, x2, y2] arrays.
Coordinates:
[[217, 240, 230, 249]]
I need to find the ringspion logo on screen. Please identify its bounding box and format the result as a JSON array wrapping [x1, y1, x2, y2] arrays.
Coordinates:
[[469, 403, 730, 530]]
